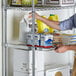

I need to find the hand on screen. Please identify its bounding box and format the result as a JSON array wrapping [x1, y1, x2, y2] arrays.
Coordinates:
[[29, 12, 41, 19], [55, 45, 69, 53]]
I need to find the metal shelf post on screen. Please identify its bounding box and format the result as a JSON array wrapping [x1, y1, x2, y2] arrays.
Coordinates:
[[2, 0, 8, 76], [32, 0, 36, 76]]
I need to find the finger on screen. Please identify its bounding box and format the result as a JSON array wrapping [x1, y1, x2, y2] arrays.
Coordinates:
[[55, 48, 62, 53], [29, 12, 32, 14], [29, 12, 36, 14], [55, 47, 58, 50], [55, 49, 59, 53], [28, 15, 32, 18], [55, 50, 64, 53], [29, 13, 32, 18], [55, 50, 59, 53], [56, 44, 62, 47]]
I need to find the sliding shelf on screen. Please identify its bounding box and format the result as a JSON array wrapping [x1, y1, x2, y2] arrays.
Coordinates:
[[5, 43, 30, 50], [5, 43, 55, 51]]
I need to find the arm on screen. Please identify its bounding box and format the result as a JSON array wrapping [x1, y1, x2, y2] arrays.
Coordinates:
[[36, 16, 60, 30], [29, 12, 60, 30], [55, 45, 76, 53], [68, 45, 76, 51], [31, 13, 75, 31], [37, 14, 76, 31], [29, 13, 76, 52]]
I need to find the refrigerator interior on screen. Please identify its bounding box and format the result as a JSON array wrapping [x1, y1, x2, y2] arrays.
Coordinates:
[[6, 8, 75, 76], [8, 48, 74, 76]]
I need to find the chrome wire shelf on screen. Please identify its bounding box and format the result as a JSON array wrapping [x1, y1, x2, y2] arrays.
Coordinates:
[[5, 43, 55, 51], [5, 5, 75, 11], [5, 43, 30, 50]]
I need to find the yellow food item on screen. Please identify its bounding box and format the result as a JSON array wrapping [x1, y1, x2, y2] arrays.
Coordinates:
[[55, 72, 62, 76], [36, 14, 59, 34], [16, 0, 22, 5], [48, 14, 59, 33], [22, 0, 38, 5], [36, 16, 51, 33], [8, 0, 12, 5]]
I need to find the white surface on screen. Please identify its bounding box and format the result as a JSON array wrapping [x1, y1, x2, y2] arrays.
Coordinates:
[[13, 49, 29, 73], [14, 72, 28, 76], [29, 71, 44, 76], [44, 51, 73, 67], [46, 65, 70, 76], [14, 71, 44, 76], [13, 49, 45, 76], [29, 51, 44, 73]]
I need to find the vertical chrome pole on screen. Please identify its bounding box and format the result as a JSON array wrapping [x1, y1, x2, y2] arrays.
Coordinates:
[[2, 6, 5, 76], [2, 0, 8, 76], [2, 9, 6, 76], [32, 0, 35, 76]]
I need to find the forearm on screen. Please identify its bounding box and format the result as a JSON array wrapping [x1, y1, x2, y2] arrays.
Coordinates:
[[68, 45, 76, 51], [38, 16, 60, 30]]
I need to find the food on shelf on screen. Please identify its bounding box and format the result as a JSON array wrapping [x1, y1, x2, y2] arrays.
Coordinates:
[[9, 0, 38, 6], [16, 0, 22, 5], [36, 14, 59, 34], [48, 14, 59, 33], [22, 0, 38, 5]]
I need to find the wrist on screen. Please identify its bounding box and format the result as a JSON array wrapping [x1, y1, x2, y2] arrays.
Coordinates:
[[67, 45, 72, 50], [36, 15, 42, 20]]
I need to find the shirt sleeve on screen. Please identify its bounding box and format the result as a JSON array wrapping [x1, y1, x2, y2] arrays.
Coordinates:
[[59, 14, 75, 31]]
